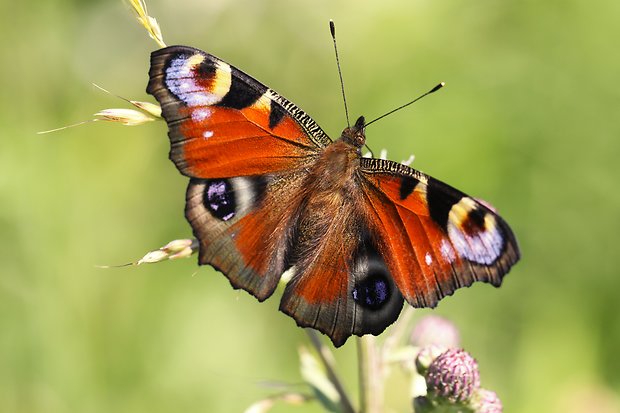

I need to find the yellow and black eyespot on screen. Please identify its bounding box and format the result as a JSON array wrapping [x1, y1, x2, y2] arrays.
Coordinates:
[[447, 197, 505, 266]]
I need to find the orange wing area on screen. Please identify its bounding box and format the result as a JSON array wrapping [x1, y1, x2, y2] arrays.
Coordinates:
[[278, 206, 358, 344], [147, 46, 332, 179], [278, 222, 380, 348], [229, 196, 300, 298], [360, 161, 519, 308], [185, 174, 306, 302], [278, 202, 405, 347], [360, 178, 452, 307], [280, 251, 354, 347], [174, 106, 317, 178]]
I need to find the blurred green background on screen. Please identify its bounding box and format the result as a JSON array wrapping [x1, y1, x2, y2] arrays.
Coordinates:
[[2, 0, 619, 412]]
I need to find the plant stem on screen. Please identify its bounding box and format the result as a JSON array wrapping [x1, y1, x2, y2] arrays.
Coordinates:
[[306, 329, 356, 413], [357, 335, 383, 413]]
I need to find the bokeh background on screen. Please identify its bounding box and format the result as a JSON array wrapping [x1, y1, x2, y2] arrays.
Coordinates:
[[2, 0, 619, 412]]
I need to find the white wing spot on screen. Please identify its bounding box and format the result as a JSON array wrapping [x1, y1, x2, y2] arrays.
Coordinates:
[[203, 130, 214, 139], [425, 252, 433, 266]]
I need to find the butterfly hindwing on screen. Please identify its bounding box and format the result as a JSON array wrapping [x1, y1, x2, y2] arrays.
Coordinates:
[[185, 171, 309, 300], [359, 158, 520, 308], [147, 46, 332, 179], [278, 202, 405, 347]]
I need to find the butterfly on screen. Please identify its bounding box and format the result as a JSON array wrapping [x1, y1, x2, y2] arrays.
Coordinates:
[[146, 45, 520, 347]]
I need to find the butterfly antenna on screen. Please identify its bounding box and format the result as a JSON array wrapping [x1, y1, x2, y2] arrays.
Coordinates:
[[330, 20, 350, 128], [365, 82, 445, 127]]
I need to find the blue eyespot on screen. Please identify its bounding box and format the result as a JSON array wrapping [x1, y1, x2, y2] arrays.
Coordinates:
[[204, 179, 235, 221], [352, 275, 390, 310]]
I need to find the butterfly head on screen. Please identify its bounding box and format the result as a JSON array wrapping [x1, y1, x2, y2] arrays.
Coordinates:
[[339, 116, 366, 149]]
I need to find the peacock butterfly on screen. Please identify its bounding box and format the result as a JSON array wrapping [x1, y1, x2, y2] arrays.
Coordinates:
[[146, 45, 520, 347]]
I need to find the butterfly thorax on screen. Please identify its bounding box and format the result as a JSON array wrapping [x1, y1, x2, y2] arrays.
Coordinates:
[[305, 140, 359, 198], [287, 123, 368, 263]]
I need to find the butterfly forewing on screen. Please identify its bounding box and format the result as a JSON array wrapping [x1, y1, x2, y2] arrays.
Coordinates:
[[147, 46, 332, 179], [359, 158, 520, 307]]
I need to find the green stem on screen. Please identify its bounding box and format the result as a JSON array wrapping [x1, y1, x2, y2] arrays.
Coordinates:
[[357, 335, 383, 413], [306, 329, 356, 413]]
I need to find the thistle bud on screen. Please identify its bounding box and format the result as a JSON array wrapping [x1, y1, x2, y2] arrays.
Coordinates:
[[410, 315, 460, 349], [415, 345, 445, 376], [425, 348, 480, 403], [469, 388, 502, 413]]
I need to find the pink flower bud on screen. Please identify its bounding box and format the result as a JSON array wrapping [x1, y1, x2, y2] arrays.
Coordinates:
[[470, 388, 503, 413], [425, 348, 480, 403], [410, 315, 460, 349]]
